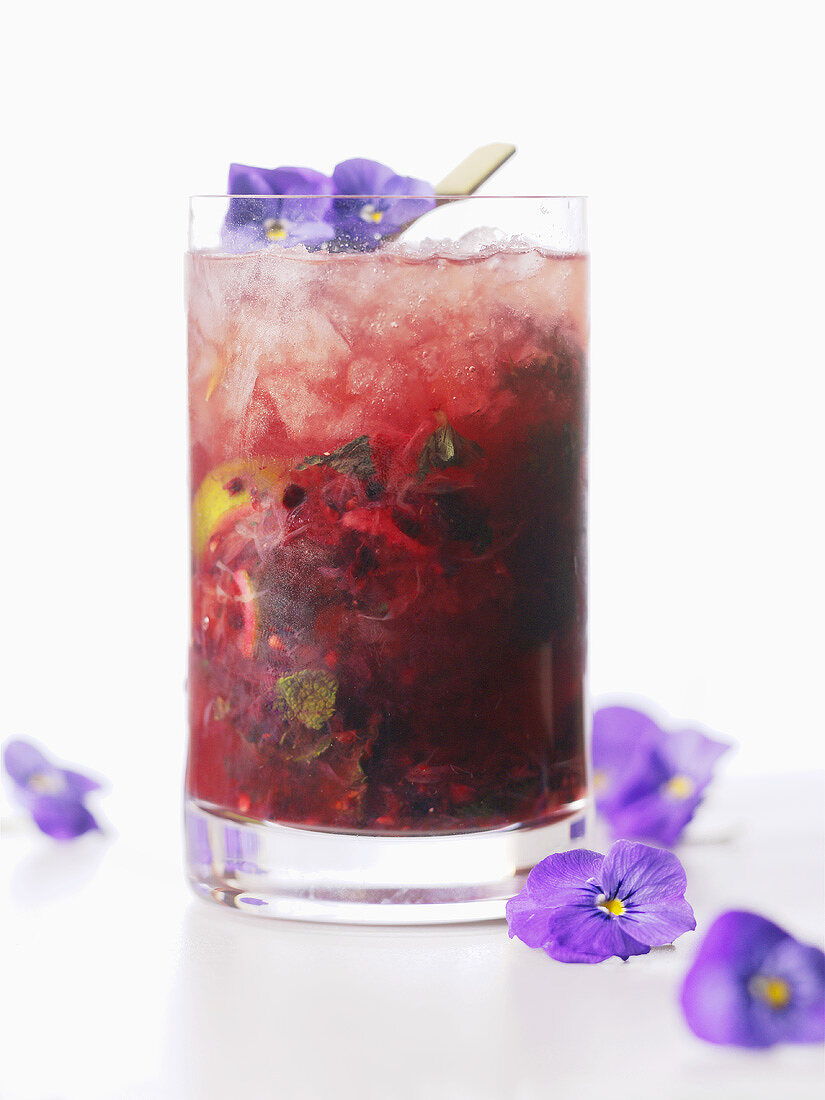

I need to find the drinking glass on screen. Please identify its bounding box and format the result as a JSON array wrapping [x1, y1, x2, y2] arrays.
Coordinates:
[[186, 195, 590, 922]]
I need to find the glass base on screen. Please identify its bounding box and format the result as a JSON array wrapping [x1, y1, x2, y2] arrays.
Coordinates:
[[185, 797, 591, 925]]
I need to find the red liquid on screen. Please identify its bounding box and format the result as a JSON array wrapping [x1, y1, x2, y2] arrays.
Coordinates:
[[187, 243, 588, 833]]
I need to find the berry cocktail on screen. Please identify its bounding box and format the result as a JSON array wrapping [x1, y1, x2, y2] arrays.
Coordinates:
[[186, 189, 589, 919]]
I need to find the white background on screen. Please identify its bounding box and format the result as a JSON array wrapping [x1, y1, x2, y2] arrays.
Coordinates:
[[4, 0, 823, 805], [2, 2, 824, 1098]]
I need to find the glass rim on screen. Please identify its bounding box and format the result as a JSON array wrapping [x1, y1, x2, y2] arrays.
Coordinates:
[[190, 194, 588, 202]]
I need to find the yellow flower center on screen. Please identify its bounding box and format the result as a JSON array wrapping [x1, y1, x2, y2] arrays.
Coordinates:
[[27, 771, 65, 795], [359, 203, 383, 224], [592, 768, 607, 792], [750, 975, 792, 1009], [664, 774, 695, 800], [263, 218, 289, 241], [598, 896, 625, 917]]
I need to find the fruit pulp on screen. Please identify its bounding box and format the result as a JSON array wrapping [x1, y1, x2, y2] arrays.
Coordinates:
[[187, 240, 588, 834]]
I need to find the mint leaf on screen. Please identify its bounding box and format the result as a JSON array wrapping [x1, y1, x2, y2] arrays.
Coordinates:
[[298, 435, 375, 479], [290, 735, 334, 763], [275, 669, 338, 730], [417, 420, 483, 479]]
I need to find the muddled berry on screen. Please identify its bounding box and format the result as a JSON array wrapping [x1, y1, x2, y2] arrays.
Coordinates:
[[282, 484, 306, 509]]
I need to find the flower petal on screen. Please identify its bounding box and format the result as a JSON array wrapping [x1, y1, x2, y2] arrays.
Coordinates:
[[526, 848, 605, 903], [543, 937, 617, 964], [29, 795, 99, 840], [592, 706, 665, 769], [221, 212, 334, 253], [370, 176, 435, 234], [548, 904, 651, 962], [681, 957, 765, 1047], [227, 163, 278, 195], [261, 166, 333, 197], [684, 910, 788, 977], [620, 894, 696, 946], [591, 706, 667, 817], [224, 195, 284, 233], [332, 158, 396, 196], [505, 889, 558, 949], [279, 195, 334, 224], [679, 910, 813, 1048], [506, 851, 604, 949], [330, 160, 435, 244], [274, 171, 334, 227], [758, 937, 825, 1044], [228, 164, 333, 197], [373, 195, 436, 236], [60, 768, 101, 796], [3, 739, 51, 787], [599, 840, 688, 907], [660, 727, 731, 787], [332, 218, 383, 252], [284, 219, 336, 246], [607, 787, 701, 847], [383, 173, 434, 199]]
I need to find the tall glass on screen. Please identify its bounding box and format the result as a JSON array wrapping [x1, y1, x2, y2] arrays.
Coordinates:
[[186, 196, 590, 922]]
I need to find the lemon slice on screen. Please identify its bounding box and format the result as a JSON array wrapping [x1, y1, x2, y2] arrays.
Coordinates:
[[192, 458, 289, 557]]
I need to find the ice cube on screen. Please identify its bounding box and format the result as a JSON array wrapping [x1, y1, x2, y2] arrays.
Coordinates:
[[455, 226, 508, 256]]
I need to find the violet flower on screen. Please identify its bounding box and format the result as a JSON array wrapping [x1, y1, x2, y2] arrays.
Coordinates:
[[506, 840, 696, 963], [592, 705, 730, 846], [681, 911, 825, 1047], [3, 739, 101, 840], [330, 158, 435, 250], [224, 164, 335, 250]]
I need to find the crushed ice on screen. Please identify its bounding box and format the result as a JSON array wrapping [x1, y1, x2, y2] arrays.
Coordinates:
[[198, 230, 570, 263]]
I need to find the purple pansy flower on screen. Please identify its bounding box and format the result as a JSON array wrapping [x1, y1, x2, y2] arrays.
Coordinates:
[[330, 158, 435, 250], [3, 739, 101, 840], [224, 164, 335, 251], [592, 705, 730, 846], [506, 840, 696, 963], [681, 911, 825, 1047]]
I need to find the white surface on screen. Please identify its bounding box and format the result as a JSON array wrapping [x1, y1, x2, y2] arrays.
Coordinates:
[[2, 7, 824, 1091], [3, 0, 824, 794], [2, 772, 823, 1100]]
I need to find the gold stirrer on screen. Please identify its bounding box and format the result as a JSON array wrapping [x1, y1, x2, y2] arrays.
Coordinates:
[[434, 142, 517, 199], [387, 142, 517, 238]]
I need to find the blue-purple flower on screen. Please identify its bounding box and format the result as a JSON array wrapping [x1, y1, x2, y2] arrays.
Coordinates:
[[221, 157, 435, 253], [3, 739, 101, 840], [681, 911, 825, 1047], [330, 158, 435, 250], [224, 164, 335, 250], [592, 704, 730, 846], [506, 840, 696, 963]]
